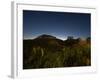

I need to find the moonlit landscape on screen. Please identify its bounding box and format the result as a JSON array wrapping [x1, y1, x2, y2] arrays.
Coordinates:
[[23, 10, 91, 69]]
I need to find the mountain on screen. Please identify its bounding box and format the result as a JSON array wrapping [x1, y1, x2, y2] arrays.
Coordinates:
[[23, 34, 90, 53], [36, 34, 57, 39], [23, 34, 65, 53], [32, 34, 64, 48]]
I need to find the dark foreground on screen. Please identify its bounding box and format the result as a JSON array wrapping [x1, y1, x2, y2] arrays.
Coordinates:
[[23, 35, 91, 69]]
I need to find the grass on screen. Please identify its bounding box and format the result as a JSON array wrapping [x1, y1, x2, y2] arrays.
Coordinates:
[[23, 37, 91, 69]]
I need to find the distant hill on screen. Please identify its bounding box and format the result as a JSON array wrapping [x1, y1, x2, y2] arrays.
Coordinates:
[[36, 34, 57, 39], [23, 34, 90, 49], [23, 34, 65, 50]]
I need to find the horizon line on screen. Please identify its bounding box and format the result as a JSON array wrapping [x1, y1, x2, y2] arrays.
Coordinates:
[[23, 34, 90, 40]]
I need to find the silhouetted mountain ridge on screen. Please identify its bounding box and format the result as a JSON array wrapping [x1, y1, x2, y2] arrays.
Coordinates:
[[32, 34, 64, 48], [23, 34, 90, 50], [35, 34, 57, 39], [23, 34, 65, 51]]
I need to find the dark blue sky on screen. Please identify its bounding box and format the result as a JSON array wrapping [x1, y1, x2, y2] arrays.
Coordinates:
[[23, 10, 91, 40]]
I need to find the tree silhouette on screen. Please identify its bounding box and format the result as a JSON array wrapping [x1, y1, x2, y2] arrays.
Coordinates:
[[86, 37, 90, 43]]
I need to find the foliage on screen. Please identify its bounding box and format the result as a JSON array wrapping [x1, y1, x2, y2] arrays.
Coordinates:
[[23, 36, 91, 69]]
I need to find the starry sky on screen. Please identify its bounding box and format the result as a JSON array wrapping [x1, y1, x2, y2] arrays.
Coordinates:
[[23, 10, 91, 40]]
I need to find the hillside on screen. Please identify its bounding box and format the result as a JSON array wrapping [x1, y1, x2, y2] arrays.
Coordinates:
[[23, 34, 91, 69]]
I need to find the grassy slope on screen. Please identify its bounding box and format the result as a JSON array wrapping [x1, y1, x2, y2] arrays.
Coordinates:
[[23, 38, 91, 69]]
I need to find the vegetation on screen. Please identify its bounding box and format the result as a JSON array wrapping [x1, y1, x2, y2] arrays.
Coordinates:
[[23, 35, 91, 69]]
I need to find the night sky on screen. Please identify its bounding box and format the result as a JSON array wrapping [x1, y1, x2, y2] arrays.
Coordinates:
[[23, 10, 91, 40]]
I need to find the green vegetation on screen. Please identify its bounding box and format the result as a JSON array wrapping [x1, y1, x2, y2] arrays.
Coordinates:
[[23, 35, 91, 69]]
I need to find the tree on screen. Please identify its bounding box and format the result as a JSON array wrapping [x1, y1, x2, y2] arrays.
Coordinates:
[[67, 36, 74, 40], [65, 36, 74, 46], [86, 37, 91, 43]]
